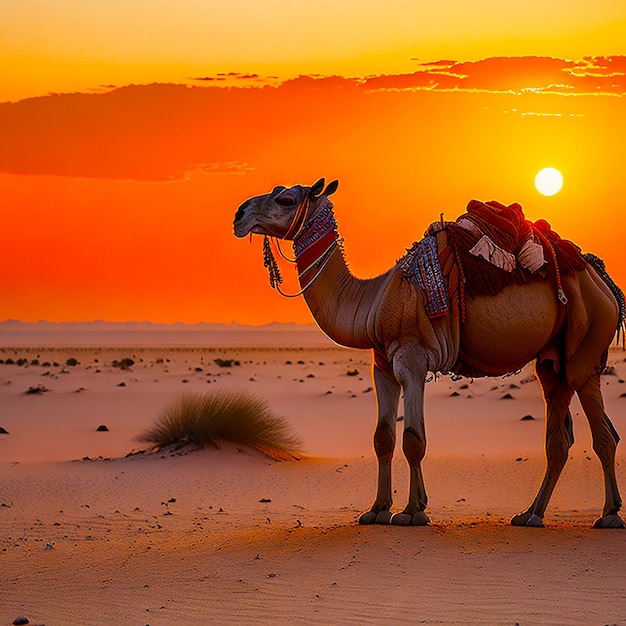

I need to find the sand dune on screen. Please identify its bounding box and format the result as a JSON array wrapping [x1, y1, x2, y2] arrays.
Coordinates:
[[1, 341, 625, 624]]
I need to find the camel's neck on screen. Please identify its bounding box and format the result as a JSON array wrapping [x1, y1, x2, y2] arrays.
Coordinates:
[[293, 205, 392, 349]]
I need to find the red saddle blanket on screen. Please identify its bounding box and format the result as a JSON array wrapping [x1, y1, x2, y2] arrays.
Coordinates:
[[435, 200, 587, 300]]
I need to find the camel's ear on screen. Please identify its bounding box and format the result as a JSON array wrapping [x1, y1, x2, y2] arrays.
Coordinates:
[[309, 178, 325, 198], [323, 179, 338, 196]]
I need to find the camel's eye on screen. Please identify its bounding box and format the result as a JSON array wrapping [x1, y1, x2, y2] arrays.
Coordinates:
[[276, 194, 297, 207]]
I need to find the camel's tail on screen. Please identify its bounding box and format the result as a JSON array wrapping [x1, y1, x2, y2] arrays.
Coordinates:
[[583, 252, 626, 347]]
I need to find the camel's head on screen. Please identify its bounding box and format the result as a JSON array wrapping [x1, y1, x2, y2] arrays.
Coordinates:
[[234, 178, 339, 240]]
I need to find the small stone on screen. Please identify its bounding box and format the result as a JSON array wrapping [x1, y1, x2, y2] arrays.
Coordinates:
[[259, 498, 272, 503], [13, 615, 30, 625], [501, 393, 515, 400], [450, 391, 460, 397], [0, 426, 9, 434], [96, 424, 109, 432], [520, 414, 535, 421], [117, 382, 126, 387]]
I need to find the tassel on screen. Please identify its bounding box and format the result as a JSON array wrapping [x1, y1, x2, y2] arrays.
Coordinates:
[[263, 236, 282, 289]]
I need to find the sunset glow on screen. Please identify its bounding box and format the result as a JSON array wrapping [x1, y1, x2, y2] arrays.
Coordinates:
[[1, 2, 625, 324]]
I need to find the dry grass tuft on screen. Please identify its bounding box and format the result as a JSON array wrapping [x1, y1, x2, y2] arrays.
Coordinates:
[[137, 390, 302, 460]]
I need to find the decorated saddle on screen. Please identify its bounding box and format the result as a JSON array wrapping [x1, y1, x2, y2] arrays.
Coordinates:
[[401, 199, 589, 321]]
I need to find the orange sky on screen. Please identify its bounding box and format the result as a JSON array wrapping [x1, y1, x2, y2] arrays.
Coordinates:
[[1, 3, 625, 324]]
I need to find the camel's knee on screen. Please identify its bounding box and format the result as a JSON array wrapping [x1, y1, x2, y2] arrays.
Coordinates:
[[591, 419, 620, 462], [374, 423, 395, 463], [577, 377, 621, 449], [402, 427, 426, 466], [546, 440, 570, 470]]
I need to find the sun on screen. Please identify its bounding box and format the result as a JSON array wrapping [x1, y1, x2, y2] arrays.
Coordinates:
[[535, 167, 563, 196]]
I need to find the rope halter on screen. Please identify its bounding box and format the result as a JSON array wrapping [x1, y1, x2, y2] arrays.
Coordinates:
[[262, 192, 339, 298]]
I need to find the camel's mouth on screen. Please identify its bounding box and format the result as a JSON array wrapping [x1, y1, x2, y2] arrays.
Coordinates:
[[234, 198, 265, 238], [233, 220, 252, 238], [234, 218, 272, 238]]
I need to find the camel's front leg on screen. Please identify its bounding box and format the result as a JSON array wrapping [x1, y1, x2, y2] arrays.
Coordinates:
[[391, 348, 430, 526], [359, 364, 400, 525]]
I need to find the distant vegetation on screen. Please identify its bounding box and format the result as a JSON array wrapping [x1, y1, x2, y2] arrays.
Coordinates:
[[137, 390, 301, 461], [214, 358, 240, 368], [112, 358, 135, 370]]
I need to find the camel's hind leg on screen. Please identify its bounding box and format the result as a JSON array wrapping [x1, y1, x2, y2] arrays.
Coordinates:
[[512, 359, 575, 527], [359, 363, 401, 525], [577, 370, 625, 529]]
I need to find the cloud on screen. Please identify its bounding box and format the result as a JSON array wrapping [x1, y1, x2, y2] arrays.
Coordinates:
[[0, 56, 623, 181], [191, 73, 280, 87], [173, 161, 254, 179], [364, 56, 626, 95]]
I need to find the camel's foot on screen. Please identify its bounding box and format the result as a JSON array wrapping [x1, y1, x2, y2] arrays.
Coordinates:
[[593, 514, 625, 529], [391, 511, 430, 526], [511, 511, 544, 528], [359, 510, 393, 525]]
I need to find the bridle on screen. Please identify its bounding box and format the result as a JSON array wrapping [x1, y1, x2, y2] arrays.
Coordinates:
[[283, 194, 311, 241], [261, 192, 340, 298]]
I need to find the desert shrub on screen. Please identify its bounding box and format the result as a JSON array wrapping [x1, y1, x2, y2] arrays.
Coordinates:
[[112, 358, 135, 370], [214, 358, 240, 368], [25, 385, 50, 395], [137, 390, 301, 460]]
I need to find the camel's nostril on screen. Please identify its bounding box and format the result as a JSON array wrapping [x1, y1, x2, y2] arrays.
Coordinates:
[[234, 199, 251, 223]]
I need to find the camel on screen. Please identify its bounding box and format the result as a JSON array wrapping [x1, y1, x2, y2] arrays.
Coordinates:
[[233, 178, 625, 529]]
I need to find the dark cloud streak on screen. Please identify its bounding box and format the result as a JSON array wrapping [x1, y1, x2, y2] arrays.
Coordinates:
[[0, 56, 623, 181]]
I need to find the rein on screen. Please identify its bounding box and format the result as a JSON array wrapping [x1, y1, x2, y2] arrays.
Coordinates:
[[262, 198, 339, 298]]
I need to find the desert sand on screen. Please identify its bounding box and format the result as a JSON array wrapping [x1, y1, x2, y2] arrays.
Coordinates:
[[1, 326, 625, 625]]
